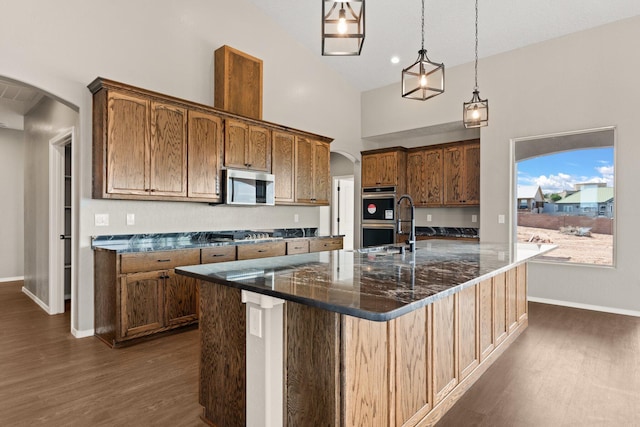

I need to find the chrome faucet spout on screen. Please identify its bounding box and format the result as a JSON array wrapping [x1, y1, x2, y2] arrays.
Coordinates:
[[397, 194, 416, 252]]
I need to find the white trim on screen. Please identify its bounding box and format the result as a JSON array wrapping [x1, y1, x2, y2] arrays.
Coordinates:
[[48, 128, 74, 316], [528, 296, 640, 318], [0, 276, 24, 283], [71, 327, 95, 339], [22, 286, 50, 313]]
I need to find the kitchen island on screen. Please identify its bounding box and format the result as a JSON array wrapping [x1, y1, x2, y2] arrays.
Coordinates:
[[176, 240, 555, 426]]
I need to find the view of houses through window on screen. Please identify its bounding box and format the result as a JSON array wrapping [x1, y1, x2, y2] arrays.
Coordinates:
[[514, 130, 614, 266]]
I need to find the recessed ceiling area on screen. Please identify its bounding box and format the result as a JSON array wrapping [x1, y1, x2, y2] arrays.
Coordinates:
[[246, 0, 640, 92], [0, 76, 45, 130]]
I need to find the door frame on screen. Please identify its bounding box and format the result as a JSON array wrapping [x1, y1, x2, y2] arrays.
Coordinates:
[[332, 175, 355, 250], [48, 127, 75, 315]]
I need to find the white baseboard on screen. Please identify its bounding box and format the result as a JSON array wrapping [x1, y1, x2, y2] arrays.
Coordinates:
[[0, 276, 24, 283], [21, 286, 50, 313], [528, 296, 640, 318], [72, 327, 95, 339]]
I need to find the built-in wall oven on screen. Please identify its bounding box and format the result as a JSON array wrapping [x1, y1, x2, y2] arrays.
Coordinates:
[[361, 186, 397, 247]]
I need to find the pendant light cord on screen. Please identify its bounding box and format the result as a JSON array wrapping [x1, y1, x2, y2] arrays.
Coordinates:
[[474, 0, 479, 90], [421, 0, 425, 51]]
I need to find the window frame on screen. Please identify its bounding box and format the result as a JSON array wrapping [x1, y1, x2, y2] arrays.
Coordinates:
[[511, 127, 616, 268]]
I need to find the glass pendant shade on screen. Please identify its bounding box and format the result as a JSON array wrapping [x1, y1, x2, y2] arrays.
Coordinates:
[[322, 1, 365, 56], [402, 49, 445, 100], [463, 89, 488, 128]]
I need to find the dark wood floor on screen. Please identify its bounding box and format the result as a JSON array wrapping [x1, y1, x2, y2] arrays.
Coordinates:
[[437, 300, 640, 426], [0, 281, 203, 426], [2, 281, 639, 426]]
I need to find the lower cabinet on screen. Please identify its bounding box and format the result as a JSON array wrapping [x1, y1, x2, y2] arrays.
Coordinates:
[[119, 269, 199, 342], [95, 236, 344, 347]]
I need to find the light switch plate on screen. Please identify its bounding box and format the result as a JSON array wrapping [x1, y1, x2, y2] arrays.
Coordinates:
[[95, 213, 109, 226], [472, 214, 478, 223], [498, 214, 505, 224], [427, 214, 432, 222], [126, 213, 135, 226], [294, 214, 299, 223]]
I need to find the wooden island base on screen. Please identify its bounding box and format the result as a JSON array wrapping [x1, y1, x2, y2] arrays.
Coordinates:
[[198, 263, 527, 426]]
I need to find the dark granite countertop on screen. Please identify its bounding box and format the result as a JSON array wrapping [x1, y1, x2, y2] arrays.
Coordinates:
[[176, 240, 556, 322], [91, 229, 340, 253], [412, 226, 479, 238]]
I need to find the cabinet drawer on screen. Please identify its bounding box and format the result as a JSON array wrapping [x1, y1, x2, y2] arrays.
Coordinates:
[[286, 240, 310, 255], [201, 246, 237, 264], [237, 241, 286, 260], [309, 237, 343, 253], [120, 249, 200, 274]]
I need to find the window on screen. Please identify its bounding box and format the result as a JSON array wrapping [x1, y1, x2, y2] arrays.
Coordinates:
[[514, 128, 615, 266]]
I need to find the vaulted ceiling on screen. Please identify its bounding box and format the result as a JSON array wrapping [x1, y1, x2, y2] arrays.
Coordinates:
[[246, 0, 640, 92]]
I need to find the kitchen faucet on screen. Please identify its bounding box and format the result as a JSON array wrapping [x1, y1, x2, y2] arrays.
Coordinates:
[[397, 194, 416, 253]]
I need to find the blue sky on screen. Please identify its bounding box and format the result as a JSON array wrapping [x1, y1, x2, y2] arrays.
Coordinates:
[[517, 147, 614, 194]]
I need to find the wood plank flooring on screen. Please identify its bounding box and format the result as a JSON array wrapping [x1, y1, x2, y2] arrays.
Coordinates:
[[0, 281, 204, 426], [437, 301, 640, 426], [2, 280, 639, 426]]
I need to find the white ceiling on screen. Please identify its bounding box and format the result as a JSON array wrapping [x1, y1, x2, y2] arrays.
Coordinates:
[[0, 76, 44, 129], [246, 0, 640, 92]]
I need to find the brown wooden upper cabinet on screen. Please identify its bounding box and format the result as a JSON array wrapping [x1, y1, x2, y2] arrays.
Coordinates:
[[295, 136, 330, 205], [272, 130, 296, 203], [361, 148, 407, 189], [224, 119, 271, 172], [90, 78, 332, 204], [443, 140, 480, 206], [97, 90, 188, 198], [407, 147, 444, 207]]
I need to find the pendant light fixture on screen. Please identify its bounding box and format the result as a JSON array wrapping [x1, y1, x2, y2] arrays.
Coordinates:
[[402, 0, 444, 100], [322, 1, 365, 56], [463, 0, 488, 128]]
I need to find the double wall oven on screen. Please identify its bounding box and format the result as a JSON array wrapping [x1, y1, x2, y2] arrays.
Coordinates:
[[361, 186, 397, 247]]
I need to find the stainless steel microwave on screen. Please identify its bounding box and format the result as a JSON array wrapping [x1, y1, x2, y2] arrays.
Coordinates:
[[224, 169, 275, 206]]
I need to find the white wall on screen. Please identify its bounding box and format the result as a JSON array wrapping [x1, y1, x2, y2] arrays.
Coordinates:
[[23, 97, 79, 304], [0, 0, 364, 334], [0, 128, 25, 280], [362, 16, 640, 314]]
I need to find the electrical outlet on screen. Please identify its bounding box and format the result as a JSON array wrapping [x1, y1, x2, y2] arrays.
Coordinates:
[[294, 214, 299, 223], [95, 213, 109, 226], [126, 213, 135, 226], [498, 214, 505, 224], [472, 214, 478, 223], [427, 214, 432, 222], [249, 306, 262, 338]]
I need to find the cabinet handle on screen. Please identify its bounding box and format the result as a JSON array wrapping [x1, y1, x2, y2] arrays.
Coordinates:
[[257, 249, 266, 253], [209, 254, 226, 258], [157, 259, 171, 263], [150, 189, 157, 192]]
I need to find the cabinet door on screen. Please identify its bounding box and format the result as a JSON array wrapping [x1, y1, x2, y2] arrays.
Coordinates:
[[187, 110, 223, 201], [443, 146, 464, 205], [106, 91, 150, 195], [150, 101, 188, 196], [165, 269, 199, 326], [361, 154, 379, 187], [224, 119, 249, 169], [407, 151, 426, 205], [272, 131, 296, 203], [378, 151, 399, 186], [424, 148, 443, 206], [463, 142, 480, 205], [313, 141, 331, 204], [432, 293, 458, 404], [247, 125, 271, 171], [295, 136, 314, 203], [121, 271, 164, 338]]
